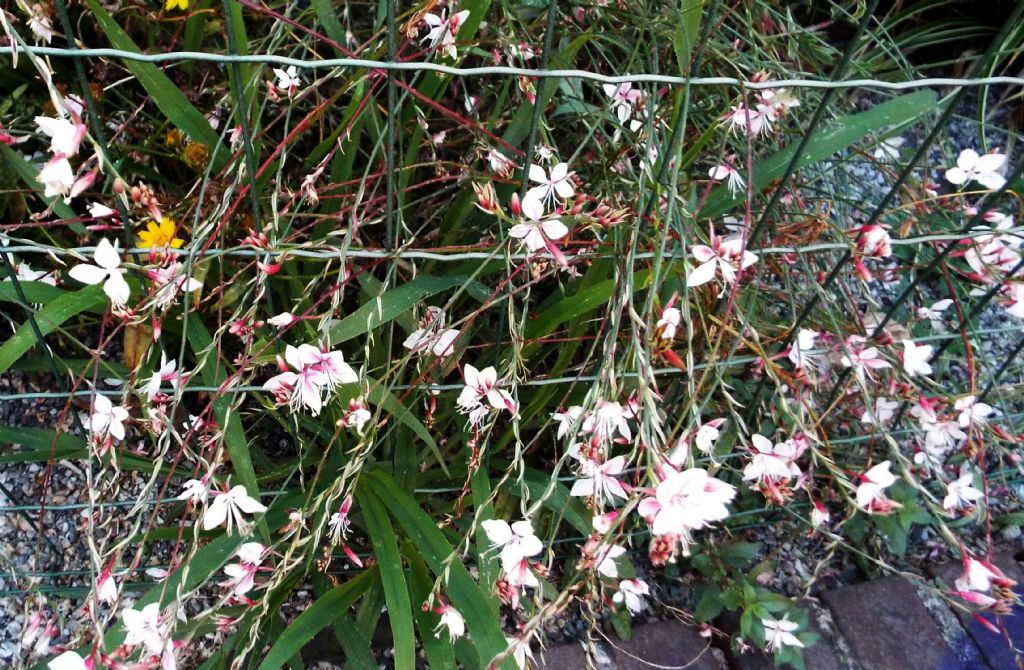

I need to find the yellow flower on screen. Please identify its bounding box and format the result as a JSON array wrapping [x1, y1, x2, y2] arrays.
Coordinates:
[[165, 0, 189, 11], [139, 217, 184, 249]]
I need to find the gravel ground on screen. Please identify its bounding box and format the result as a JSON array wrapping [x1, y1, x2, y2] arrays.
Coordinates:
[[2, 89, 1023, 666]]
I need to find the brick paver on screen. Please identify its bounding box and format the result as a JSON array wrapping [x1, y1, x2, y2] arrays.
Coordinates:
[[821, 575, 967, 670], [537, 620, 724, 670]]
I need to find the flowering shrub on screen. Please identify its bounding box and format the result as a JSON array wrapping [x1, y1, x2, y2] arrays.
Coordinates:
[[1, 1, 1023, 669]]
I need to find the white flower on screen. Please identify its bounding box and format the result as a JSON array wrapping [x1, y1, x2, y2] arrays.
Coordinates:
[[687, 232, 758, 293], [647, 468, 735, 536], [506, 636, 535, 670], [481, 519, 543, 572], [954, 395, 999, 428], [83, 394, 129, 441], [524, 162, 574, 210], [403, 307, 461, 357], [955, 557, 1013, 593], [35, 115, 85, 157], [552, 406, 584, 439], [177, 478, 209, 503], [901, 340, 933, 377], [856, 461, 900, 513], [742, 434, 800, 483], [28, 6, 55, 44], [268, 312, 297, 328], [149, 262, 202, 308], [945, 149, 1006, 190], [202, 485, 267, 534], [422, 10, 470, 59], [861, 397, 899, 425], [457, 364, 516, 422], [434, 604, 466, 641], [273, 66, 301, 92], [612, 578, 649, 614], [595, 544, 627, 578], [694, 420, 724, 454], [236, 541, 267, 565], [656, 307, 681, 341], [762, 617, 804, 653], [839, 337, 891, 383], [943, 471, 983, 513], [96, 568, 118, 604], [145, 353, 179, 400], [263, 343, 355, 416], [68, 238, 130, 306], [38, 155, 75, 198], [221, 562, 259, 596], [47, 652, 87, 670], [569, 453, 628, 503], [582, 400, 632, 442], [787, 329, 820, 370], [708, 163, 745, 196], [917, 299, 953, 329], [122, 602, 165, 655], [88, 202, 116, 218], [602, 83, 642, 122], [509, 196, 569, 253]]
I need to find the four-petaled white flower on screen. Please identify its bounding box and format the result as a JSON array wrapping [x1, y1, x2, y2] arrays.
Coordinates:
[[603, 83, 642, 122], [762, 617, 804, 653], [148, 262, 202, 307], [177, 478, 209, 503], [38, 155, 75, 199], [35, 115, 85, 157], [84, 394, 129, 441], [481, 518, 543, 572], [145, 353, 179, 400], [742, 434, 801, 483], [422, 10, 470, 60], [708, 163, 745, 196], [434, 604, 466, 641], [122, 602, 166, 656], [404, 307, 460, 357], [569, 452, 628, 503], [855, 461, 900, 514], [47, 651, 87, 670], [687, 230, 758, 294], [642, 468, 736, 536], [582, 400, 632, 442], [552, 406, 584, 439], [873, 136, 905, 161], [509, 192, 570, 260], [839, 336, 891, 383], [524, 162, 574, 212], [861, 397, 899, 425], [613, 578, 649, 614], [954, 395, 998, 428], [943, 471, 983, 513], [273, 66, 301, 92], [69, 238, 130, 306], [945, 149, 1006, 191], [787, 329, 821, 370], [457, 364, 517, 425], [917, 299, 953, 329], [202, 484, 267, 533], [901, 340, 933, 377]]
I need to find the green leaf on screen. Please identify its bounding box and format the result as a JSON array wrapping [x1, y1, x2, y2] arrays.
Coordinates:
[[610, 607, 633, 641], [694, 585, 724, 621], [0, 424, 85, 453], [697, 90, 940, 219], [719, 541, 762, 568], [84, 0, 224, 166], [0, 285, 106, 375], [405, 543, 457, 669], [362, 469, 516, 669], [674, 0, 704, 72], [497, 465, 592, 535], [328, 275, 482, 344], [356, 488, 416, 670], [256, 567, 378, 670]]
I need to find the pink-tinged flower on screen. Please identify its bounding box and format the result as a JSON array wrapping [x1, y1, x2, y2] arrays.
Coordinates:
[[943, 471, 983, 513], [602, 83, 642, 122], [268, 312, 297, 328], [481, 519, 543, 572], [404, 307, 461, 357], [177, 478, 209, 503], [68, 238, 130, 306], [552, 406, 584, 439], [433, 604, 466, 641], [855, 461, 900, 514], [723, 103, 774, 136], [87, 202, 116, 219], [96, 566, 118, 604], [811, 499, 830, 527], [693, 419, 726, 455], [202, 485, 267, 534], [83, 394, 129, 441], [273, 66, 301, 92], [340, 397, 372, 434], [646, 468, 736, 536], [592, 510, 619, 535], [873, 136, 905, 161], [328, 497, 354, 543], [47, 651, 89, 670], [594, 544, 627, 578], [504, 557, 540, 590], [901, 340, 933, 377], [945, 149, 1006, 190], [613, 578, 649, 614], [742, 434, 800, 483], [487, 149, 516, 177], [856, 224, 892, 258], [144, 353, 179, 401], [955, 556, 1016, 593], [582, 400, 632, 442], [708, 162, 745, 196], [457, 364, 517, 422], [525, 162, 575, 210], [839, 336, 891, 383], [569, 452, 628, 504], [687, 230, 758, 294], [35, 115, 86, 157], [762, 617, 804, 653], [954, 395, 999, 428], [506, 635, 536, 670], [38, 155, 75, 198], [787, 329, 821, 370], [509, 194, 570, 264], [861, 397, 899, 425], [221, 562, 259, 596], [122, 602, 166, 655], [422, 10, 470, 59], [917, 299, 953, 329], [263, 344, 341, 415], [655, 306, 681, 342]]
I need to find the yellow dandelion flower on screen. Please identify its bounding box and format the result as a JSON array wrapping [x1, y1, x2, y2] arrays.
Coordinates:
[[165, 0, 189, 11], [139, 217, 184, 250]]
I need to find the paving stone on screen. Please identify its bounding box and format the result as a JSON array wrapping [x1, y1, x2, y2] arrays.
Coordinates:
[[821, 575, 966, 670], [538, 639, 608, 669], [608, 620, 725, 670], [927, 550, 1024, 670]]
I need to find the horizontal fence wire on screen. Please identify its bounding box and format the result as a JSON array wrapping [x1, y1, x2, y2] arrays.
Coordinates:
[[0, 324, 1021, 402], [8, 45, 1024, 89], [5, 225, 1023, 262]]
